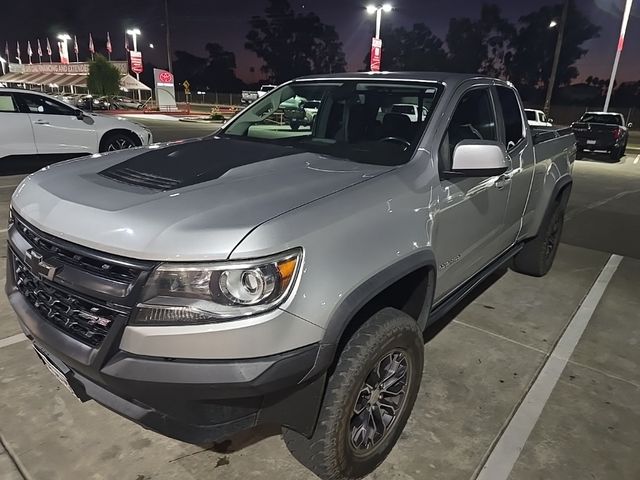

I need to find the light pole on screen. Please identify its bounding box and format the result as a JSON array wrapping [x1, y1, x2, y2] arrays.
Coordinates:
[[126, 28, 142, 101], [367, 3, 392, 40], [164, 0, 173, 73], [57, 33, 71, 64], [604, 0, 634, 112], [543, 0, 569, 116]]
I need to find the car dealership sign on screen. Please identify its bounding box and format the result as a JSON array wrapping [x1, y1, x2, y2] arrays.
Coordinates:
[[129, 51, 143, 74], [154, 68, 177, 111], [9, 61, 128, 74]]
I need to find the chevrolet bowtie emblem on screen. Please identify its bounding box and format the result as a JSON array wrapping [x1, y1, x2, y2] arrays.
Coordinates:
[[25, 250, 59, 281]]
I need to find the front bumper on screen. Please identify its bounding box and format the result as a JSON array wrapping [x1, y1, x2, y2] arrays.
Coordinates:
[[5, 224, 326, 443]]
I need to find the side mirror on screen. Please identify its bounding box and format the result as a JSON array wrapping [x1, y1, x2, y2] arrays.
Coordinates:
[[627, 122, 633, 128], [448, 140, 509, 177], [548, 118, 554, 124], [75, 109, 85, 120]]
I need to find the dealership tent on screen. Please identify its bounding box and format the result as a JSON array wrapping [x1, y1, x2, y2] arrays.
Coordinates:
[[0, 71, 151, 92]]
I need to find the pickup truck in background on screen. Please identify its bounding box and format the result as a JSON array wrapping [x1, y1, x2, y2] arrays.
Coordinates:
[[525, 108, 553, 127], [7, 72, 575, 480], [572, 111, 631, 161], [241, 84, 277, 104]]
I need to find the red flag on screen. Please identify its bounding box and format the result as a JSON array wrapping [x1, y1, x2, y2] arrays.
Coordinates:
[[73, 35, 78, 54], [106, 32, 112, 53], [37, 39, 43, 57], [88, 33, 95, 54], [46, 38, 52, 56]]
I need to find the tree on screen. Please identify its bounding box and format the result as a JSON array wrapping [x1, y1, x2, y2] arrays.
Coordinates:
[[506, 0, 600, 100], [87, 54, 121, 96], [245, 0, 346, 83], [172, 50, 207, 89], [363, 23, 448, 71], [202, 43, 245, 92], [446, 4, 515, 76]]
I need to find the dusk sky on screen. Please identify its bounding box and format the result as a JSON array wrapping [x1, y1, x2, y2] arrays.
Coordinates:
[[2, 0, 639, 83]]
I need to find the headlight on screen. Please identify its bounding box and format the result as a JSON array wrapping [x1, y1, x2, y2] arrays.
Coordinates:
[[132, 249, 302, 325]]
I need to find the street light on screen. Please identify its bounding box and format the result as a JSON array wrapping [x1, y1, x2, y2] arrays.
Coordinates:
[[367, 4, 392, 39], [542, 0, 569, 116], [604, 0, 634, 112], [126, 28, 142, 101], [149, 43, 155, 49]]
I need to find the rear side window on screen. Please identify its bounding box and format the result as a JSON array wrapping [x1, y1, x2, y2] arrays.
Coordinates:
[[579, 113, 622, 126], [17, 93, 75, 115], [496, 87, 525, 149], [0, 93, 17, 112]]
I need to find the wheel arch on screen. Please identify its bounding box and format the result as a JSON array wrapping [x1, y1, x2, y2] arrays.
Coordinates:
[[303, 250, 436, 381], [99, 129, 142, 152]]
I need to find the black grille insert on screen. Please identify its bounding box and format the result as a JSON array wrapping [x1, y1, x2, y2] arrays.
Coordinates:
[[100, 167, 182, 191], [14, 216, 142, 283], [13, 254, 128, 348]]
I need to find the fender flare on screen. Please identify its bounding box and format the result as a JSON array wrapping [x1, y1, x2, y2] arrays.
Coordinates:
[[302, 249, 437, 380]]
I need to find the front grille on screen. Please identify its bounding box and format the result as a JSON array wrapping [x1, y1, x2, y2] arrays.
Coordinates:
[[100, 167, 181, 191], [13, 253, 128, 347], [14, 216, 141, 283]]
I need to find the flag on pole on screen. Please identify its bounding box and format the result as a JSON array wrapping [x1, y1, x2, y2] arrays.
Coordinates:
[[4, 42, 9, 62], [16, 41, 21, 63], [88, 33, 95, 56], [46, 37, 52, 63], [106, 32, 112, 60], [27, 41, 33, 64], [124, 34, 130, 52], [37, 38, 43, 62], [73, 35, 79, 62]]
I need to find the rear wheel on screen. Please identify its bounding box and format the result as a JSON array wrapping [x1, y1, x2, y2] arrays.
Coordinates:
[[283, 308, 424, 480], [575, 148, 583, 160], [290, 121, 300, 131], [609, 146, 622, 162], [99, 132, 138, 152], [511, 198, 566, 277]]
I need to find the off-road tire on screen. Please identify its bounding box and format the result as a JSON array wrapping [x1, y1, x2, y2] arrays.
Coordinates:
[[511, 198, 566, 277], [283, 308, 424, 480]]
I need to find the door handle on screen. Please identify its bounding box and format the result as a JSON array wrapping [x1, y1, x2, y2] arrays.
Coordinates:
[[494, 175, 511, 190], [33, 120, 50, 125]]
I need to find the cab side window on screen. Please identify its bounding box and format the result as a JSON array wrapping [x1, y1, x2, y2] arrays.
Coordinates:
[[439, 88, 497, 172], [17, 93, 75, 116], [496, 87, 525, 150]]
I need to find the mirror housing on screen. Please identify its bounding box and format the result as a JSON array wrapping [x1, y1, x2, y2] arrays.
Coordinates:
[[75, 109, 85, 120], [548, 117, 554, 124], [447, 140, 509, 177], [627, 122, 633, 128]]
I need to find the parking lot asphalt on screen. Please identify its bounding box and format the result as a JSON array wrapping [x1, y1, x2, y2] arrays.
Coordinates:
[[0, 123, 639, 480]]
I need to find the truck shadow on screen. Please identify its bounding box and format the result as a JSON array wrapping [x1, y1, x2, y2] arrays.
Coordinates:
[[200, 267, 508, 455]]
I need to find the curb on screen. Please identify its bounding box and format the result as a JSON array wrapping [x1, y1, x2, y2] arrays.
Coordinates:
[[178, 118, 225, 124], [0, 432, 31, 480]]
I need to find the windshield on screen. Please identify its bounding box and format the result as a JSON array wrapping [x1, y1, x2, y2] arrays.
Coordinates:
[[525, 110, 537, 121], [579, 113, 622, 126], [222, 80, 443, 166]]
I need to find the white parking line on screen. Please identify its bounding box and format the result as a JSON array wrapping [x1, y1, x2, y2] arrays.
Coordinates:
[[475, 254, 623, 480], [0, 333, 27, 349], [634, 154, 640, 165]]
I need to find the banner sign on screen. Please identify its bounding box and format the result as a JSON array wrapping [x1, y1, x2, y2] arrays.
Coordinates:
[[154, 68, 177, 112], [129, 51, 143, 74], [370, 37, 382, 72], [8, 61, 128, 74]]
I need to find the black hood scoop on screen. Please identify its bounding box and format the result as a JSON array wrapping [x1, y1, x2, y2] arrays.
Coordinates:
[[99, 136, 301, 191]]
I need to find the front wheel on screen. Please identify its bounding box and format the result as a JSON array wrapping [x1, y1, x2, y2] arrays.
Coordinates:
[[283, 308, 424, 480], [99, 132, 138, 152]]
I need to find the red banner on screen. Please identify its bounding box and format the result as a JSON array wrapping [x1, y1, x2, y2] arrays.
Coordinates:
[[129, 51, 143, 74], [370, 37, 382, 72]]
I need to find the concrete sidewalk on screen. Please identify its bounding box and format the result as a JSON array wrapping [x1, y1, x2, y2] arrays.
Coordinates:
[[0, 441, 25, 480]]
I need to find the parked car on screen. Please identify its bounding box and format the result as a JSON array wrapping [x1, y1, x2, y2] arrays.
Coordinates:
[[284, 99, 320, 130], [7, 72, 574, 480], [572, 111, 631, 161], [525, 108, 553, 127], [389, 103, 429, 122], [110, 96, 144, 110], [0, 88, 153, 166], [241, 84, 277, 104]]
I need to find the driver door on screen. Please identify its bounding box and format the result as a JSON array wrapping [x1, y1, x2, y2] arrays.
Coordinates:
[[432, 86, 513, 298], [15, 92, 97, 155]]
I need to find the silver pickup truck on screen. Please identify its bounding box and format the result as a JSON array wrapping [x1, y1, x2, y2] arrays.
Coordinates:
[[7, 72, 575, 480]]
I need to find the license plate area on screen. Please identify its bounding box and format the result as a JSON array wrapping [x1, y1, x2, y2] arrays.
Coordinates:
[[33, 344, 79, 399], [586, 139, 597, 145]]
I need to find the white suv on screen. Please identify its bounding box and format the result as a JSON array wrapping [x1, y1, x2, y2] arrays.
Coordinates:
[[0, 88, 152, 166]]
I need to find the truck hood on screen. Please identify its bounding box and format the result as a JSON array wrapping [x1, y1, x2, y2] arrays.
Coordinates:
[[12, 136, 390, 261]]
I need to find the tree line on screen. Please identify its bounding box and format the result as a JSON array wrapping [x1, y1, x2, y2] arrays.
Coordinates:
[[165, 0, 638, 106]]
